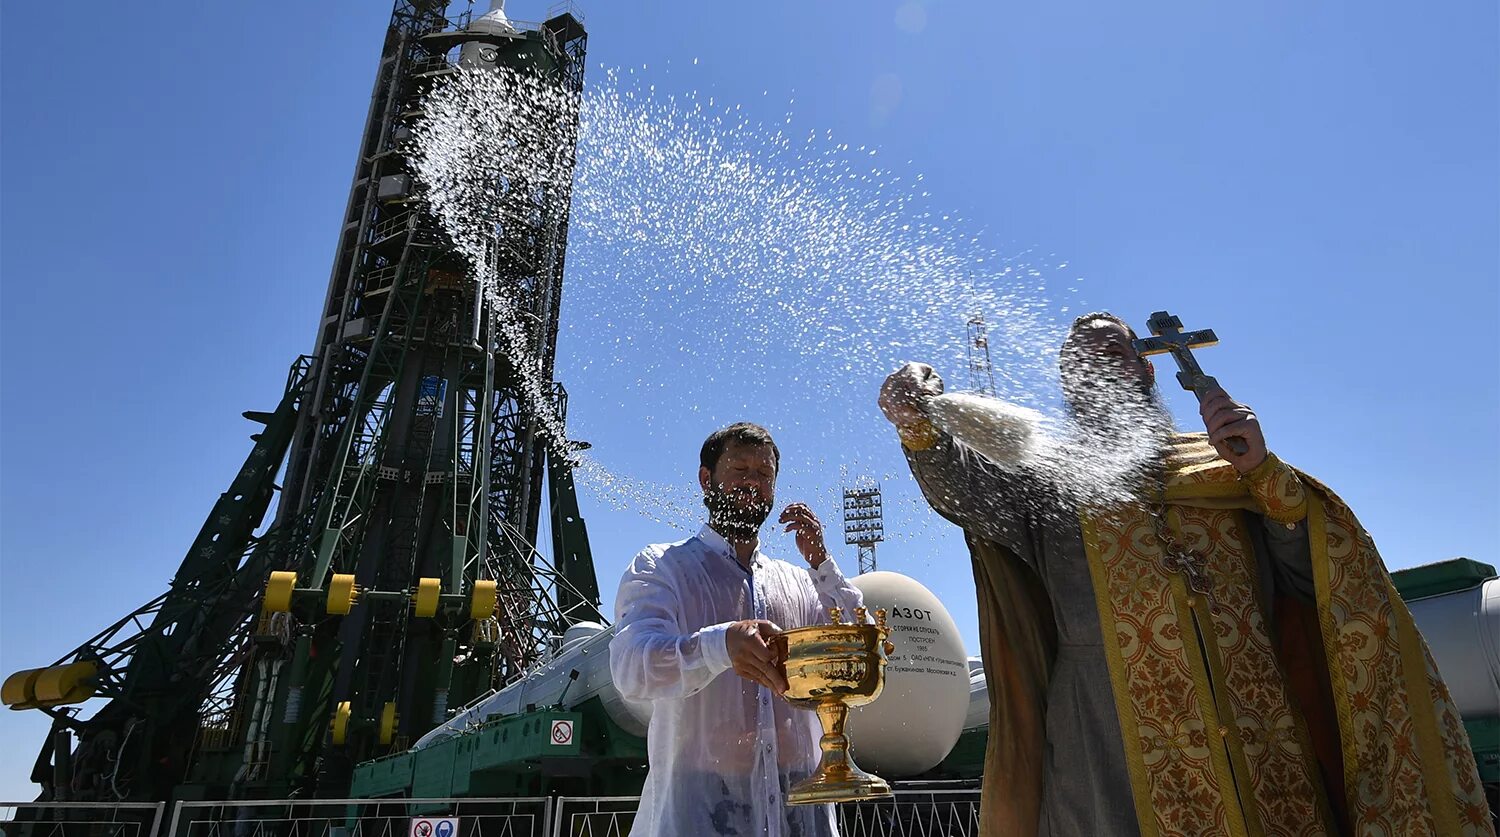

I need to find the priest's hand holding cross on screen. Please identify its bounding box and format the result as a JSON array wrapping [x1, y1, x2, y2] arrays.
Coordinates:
[[1198, 387, 1268, 474], [1132, 310, 1267, 473]]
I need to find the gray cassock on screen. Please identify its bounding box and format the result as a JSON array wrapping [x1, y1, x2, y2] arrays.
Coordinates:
[[903, 432, 1317, 837]]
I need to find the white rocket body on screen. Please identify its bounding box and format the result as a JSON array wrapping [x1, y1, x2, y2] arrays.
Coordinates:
[[415, 572, 974, 777], [413, 621, 650, 750]]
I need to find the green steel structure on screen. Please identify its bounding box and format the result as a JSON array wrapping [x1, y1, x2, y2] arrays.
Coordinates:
[[4, 0, 602, 807]]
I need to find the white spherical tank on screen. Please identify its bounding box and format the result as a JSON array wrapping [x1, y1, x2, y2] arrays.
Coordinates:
[[844, 571, 971, 777]]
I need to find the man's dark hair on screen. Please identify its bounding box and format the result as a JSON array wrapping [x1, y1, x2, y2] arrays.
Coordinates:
[[700, 422, 780, 474]]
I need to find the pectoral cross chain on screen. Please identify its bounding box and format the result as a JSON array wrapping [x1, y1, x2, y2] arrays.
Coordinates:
[[1150, 509, 1220, 613]]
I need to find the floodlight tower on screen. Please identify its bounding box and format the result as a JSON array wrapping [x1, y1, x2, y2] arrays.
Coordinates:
[[842, 486, 885, 575], [967, 311, 997, 396]]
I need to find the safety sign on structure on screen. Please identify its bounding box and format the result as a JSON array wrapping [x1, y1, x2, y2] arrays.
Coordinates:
[[410, 817, 459, 837], [550, 719, 574, 746]]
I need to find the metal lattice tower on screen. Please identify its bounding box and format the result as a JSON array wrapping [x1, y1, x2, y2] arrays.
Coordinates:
[[842, 487, 885, 575], [967, 311, 997, 397], [240, 0, 596, 795], [3, 0, 602, 805]]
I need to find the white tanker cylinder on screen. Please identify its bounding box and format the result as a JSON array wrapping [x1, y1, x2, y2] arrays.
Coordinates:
[[962, 657, 991, 731], [1407, 577, 1500, 719], [413, 621, 650, 750], [417, 574, 975, 773], [844, 572, 972, 777]]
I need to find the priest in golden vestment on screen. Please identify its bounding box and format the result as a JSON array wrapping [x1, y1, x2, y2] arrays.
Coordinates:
[[880, 312, 1493, 837]]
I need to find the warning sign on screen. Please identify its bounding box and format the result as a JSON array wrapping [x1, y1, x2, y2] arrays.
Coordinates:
[[550, 718, 574, 746], [409, 817, 458, 837]]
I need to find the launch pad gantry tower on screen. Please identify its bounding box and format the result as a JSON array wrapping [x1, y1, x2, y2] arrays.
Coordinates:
[[3, 0, 600, 804]]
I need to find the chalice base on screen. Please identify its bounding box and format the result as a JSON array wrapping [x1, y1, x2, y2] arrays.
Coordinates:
[[787, 760, 892, 805]]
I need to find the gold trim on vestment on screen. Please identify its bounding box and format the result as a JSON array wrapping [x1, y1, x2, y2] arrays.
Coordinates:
[[1306, 493, 1357, 815], [1177, 577, 1253, 837], [1390, 575, 1466, 837], [1238, 454, 1308, 525], [896, 418, 940, 451], [1081, 517, 1161, 837], [1177, 508, 1260, 837], [972, 432, 1491, 837], [1081, 442, 1357, 836]]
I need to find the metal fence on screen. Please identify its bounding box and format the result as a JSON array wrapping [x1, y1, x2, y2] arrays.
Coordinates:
[[549, 789, 981, 837], [0, 802, 166, 837], [837, 787, 983, 837], [3, 788, 980, 837], [548, 797, 636, 837], [166, 799, 551, 837]]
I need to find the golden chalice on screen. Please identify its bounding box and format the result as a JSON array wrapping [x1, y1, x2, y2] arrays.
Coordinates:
[[771, 606, 895, 805]]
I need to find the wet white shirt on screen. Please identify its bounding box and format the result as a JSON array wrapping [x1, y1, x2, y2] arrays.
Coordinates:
[[610, 524, 867, 837]]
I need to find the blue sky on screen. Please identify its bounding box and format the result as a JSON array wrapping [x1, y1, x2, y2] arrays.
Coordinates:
[[1, 0, 1496, 802]]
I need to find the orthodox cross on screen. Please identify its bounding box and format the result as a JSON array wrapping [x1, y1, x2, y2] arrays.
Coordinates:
[[1132, 310, 1247, 455], [1149, 509, 1221, 613]]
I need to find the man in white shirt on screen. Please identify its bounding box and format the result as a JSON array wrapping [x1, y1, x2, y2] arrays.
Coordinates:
[[610, 422, 867, 837]]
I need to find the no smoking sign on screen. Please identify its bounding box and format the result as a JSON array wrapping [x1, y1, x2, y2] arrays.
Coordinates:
[[550, 719, 574, 746]]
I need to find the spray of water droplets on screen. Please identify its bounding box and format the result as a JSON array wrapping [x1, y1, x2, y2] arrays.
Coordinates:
[[413, 63, 1176, 544], [927, 370, 1179, 518], [412, 65, 706, 526], [412, 66, 577, 451], [564, 68, 1064, 403]]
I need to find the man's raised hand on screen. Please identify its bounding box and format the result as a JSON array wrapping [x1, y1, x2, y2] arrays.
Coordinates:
[[726, 619, 787, 694], [1199, 387, 1268, 474], [779, 503, 829, 569], [879, 362, 944, 427]]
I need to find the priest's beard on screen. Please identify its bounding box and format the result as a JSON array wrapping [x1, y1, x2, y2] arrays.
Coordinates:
[[1067, 375, 1174, 447], [1061, 369, 1177, 504], [703, 484, 773, 544]]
